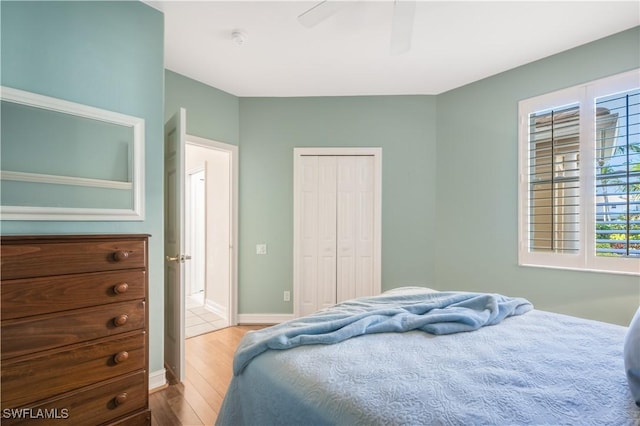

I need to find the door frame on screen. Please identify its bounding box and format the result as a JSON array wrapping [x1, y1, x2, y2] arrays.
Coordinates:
[[186, 134, 239, 326], [292, 147, 382, 318]]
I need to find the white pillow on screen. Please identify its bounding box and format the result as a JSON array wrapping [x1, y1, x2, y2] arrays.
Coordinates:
[[624, 306, 640, 407]]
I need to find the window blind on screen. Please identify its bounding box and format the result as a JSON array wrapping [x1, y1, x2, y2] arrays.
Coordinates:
[[595, 89, 640, 258], [528, 105, 580, 254]]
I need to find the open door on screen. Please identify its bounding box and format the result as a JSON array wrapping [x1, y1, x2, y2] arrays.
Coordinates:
[[164, 108, 189, 382]]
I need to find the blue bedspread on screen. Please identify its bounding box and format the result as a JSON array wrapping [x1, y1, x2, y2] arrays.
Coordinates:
[[217, 290, 639, 425], [234, 291, 533, 375]]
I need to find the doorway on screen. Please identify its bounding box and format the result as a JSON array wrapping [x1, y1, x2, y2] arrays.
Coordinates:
[[184, 135, 238, 338]]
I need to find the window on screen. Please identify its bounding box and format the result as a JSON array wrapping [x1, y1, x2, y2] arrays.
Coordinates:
[[519, 70, 640, 275]]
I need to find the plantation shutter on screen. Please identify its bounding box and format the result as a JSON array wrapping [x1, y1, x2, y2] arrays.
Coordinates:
[[594, 89, 640, 258], [519, 70, 639, 274], [527, 105, 581, 254]]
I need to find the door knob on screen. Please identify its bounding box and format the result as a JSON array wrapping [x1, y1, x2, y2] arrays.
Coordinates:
[[166, 254, 192, 263]]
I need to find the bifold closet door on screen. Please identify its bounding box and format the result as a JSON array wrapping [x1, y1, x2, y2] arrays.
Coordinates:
[[336, 156, 375, 302], [299, 156, 337, 316], [299, 155, 375, 316]]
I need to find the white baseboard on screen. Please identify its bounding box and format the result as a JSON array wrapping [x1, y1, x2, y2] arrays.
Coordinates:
[[149, 368, 167, 392], [205, 298, 228, 320], [237, 313, 293, 324]]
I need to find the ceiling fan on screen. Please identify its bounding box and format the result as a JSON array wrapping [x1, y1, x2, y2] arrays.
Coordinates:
[[297, 0, 417, 55]]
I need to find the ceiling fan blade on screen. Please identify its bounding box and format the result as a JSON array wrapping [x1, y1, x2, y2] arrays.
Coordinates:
[[298, 1, 344, 28], [390, 0, 416, 55]]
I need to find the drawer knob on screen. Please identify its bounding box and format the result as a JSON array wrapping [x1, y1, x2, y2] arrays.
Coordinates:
[[113, 351, 129, 364], [113, 314, 129, 327], [112, 250, 130, 262], [113, 282, 129, 294], [114, 392, 128, 406]]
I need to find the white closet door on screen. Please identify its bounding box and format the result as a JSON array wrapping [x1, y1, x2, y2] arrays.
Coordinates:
[[337, 156, 375, 302], [299, 156, 337, 316], [317, 157, 338, 311], [298, 155, 376, 315], [299, 156, 319, 317]]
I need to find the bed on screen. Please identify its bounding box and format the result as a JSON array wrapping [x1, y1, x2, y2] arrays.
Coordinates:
[[216, 288, 640, 425]]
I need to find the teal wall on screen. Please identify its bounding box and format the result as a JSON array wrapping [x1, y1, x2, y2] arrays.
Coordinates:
[[435, 27, 640, 325], [165, 70, 239, 145], [0, 2, 165, 371], [238, 96, 437, 313]]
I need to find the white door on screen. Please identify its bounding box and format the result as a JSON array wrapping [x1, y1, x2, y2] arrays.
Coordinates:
[[337, 156, 375, 302], [299, 156, 338, 316], [294, 148, 382, 317], [164, 108, 188, 382]]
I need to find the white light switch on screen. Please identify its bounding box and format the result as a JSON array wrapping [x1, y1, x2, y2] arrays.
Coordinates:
[[256, 243, 267, 255]]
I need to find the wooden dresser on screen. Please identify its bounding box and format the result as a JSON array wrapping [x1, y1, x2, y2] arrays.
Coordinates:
[[0, 234, 151, 425]]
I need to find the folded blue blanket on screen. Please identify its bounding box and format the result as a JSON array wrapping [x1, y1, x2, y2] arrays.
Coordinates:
[[234, 291, 533, 375]]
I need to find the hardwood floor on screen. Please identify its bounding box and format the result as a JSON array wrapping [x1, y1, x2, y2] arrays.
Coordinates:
[[149, 325, 266, 425]]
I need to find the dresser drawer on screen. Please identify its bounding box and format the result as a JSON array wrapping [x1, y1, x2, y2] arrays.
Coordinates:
[[0, 237, 147, 280], [1, 300, 145, 360], [1, 270, 146, 320], [2, 333, 145, 408], [108, 410, 151, 426], [1, 371, 147, 426]]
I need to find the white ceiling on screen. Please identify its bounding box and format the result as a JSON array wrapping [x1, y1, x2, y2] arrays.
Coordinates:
[[147, 0, 640, 97]]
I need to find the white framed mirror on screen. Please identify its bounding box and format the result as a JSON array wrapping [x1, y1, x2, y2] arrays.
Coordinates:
[[0, 86, 145, 220]]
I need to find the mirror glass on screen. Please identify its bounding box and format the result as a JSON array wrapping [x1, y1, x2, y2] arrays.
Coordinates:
[[0, 87, 144, 220]]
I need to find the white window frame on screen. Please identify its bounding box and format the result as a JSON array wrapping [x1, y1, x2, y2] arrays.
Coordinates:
[[518, 69, 640, 276]]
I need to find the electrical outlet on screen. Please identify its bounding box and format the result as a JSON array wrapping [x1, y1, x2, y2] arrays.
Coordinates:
[[256, 243, 267, 255], [283, 291, 290, 302]]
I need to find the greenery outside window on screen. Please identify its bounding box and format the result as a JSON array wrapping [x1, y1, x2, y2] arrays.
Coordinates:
[[518, 70, 639, 275]]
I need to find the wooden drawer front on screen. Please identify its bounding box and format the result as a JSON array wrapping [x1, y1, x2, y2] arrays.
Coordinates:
[[1, 270, 146, 320], [108, 410, 151, 426], [2, 333, 145, 408], [0, 239, 146, 280], [1, 300, 145, 360], [1, 371, 147, 426]]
